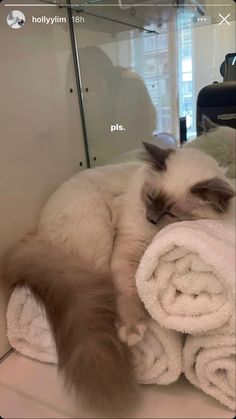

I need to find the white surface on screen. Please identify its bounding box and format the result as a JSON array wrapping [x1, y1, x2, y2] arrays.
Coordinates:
[[0, 352, 233, 418]]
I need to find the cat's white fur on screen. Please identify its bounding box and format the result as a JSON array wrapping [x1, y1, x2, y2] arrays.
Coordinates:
[[39, 163, 141, 272], [158, 147, 224, 198], [37, 146, 233, 345]]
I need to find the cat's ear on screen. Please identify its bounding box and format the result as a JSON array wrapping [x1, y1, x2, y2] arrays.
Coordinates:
[[142, 142, 174, 171], [191, 177, 235, 213], [201, 115, 218, 132]]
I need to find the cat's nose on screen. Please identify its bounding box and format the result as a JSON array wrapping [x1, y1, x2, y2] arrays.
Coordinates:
[[147, 210, 158, 225]]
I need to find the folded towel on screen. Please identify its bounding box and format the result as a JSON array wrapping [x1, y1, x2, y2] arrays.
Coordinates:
[[183, 316, 236, 411], [6, 286, 182, 386], [136, 219, 235, 334], [132, 320, 182, 385], [6, 287, 57, 364]]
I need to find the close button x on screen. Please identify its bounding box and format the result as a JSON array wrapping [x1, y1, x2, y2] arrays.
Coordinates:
[[218, 13, 231, 25]]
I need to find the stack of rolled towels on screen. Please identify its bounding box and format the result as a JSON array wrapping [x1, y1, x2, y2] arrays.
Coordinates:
[[6, 219, 235, 411], [136, 219, 235, 411]]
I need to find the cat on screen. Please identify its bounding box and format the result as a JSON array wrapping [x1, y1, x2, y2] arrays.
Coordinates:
[[2, 141, 235, 414]]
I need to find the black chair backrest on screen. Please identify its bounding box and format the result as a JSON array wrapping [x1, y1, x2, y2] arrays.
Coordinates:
[[196, 81, 236, 135]]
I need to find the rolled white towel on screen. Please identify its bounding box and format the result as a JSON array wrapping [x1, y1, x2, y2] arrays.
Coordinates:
[[136, 220, 235, 334], [7, 286, 182, 385], [132, 320, 182, 385], [183, 317, 235, 411], [7, 286, 57, 364]]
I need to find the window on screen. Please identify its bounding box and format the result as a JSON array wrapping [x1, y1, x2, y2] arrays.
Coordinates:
[[143, 35, 156, 52], [130, 29, 174, 133], [178, 14, 196, 138]]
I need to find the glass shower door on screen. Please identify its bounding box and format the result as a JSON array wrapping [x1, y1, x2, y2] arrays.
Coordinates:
[[73, 11, 178, 166]]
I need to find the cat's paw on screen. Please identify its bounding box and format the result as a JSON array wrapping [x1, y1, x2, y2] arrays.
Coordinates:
[[118, 320, 148, 346], [116, 293, 149, 346]]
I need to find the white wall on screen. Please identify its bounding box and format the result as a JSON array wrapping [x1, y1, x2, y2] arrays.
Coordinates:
[[0, 1, 86, 356]]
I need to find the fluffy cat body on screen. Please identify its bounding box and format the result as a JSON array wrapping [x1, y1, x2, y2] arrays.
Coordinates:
[[3, 143, 235, 414], [39, 147, 228, 268], [38, 162, 141, 272]]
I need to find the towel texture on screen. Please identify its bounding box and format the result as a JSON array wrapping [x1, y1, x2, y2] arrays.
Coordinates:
[[132, 320, 182, 385], [136, 219, 235, 334], [183, 316, 235, 411], [6, 286, 182, 386], [136, 219, 235, 410], [7, 287, 57, 364]]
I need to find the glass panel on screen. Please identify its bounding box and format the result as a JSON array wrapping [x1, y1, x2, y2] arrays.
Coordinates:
[[69, 0, 235, 161], [68, 0, 235, 30], [74, 14, 178, 166]]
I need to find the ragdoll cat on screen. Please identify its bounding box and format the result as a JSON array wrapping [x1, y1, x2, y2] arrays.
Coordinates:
[[2, 142, 235, 414]]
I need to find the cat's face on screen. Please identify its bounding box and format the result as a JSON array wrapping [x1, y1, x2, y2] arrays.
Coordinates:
[[141, 141, 235, 230]]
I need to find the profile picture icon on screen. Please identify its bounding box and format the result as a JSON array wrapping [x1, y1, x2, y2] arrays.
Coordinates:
[[7, 10, 25, 29]]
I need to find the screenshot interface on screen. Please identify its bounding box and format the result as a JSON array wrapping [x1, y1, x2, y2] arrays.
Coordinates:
[[0, 3, 235, 417]]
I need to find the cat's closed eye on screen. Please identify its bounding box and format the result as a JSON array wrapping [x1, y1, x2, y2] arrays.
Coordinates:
[[163, 211, 176, 219], [147, 193, 154, 204]]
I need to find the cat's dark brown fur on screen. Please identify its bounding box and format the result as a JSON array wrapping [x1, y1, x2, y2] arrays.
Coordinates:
[[2, 237, 138, 415]]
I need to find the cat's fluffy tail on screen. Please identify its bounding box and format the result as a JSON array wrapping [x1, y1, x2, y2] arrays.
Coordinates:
[[2, 236, 138, 414]]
